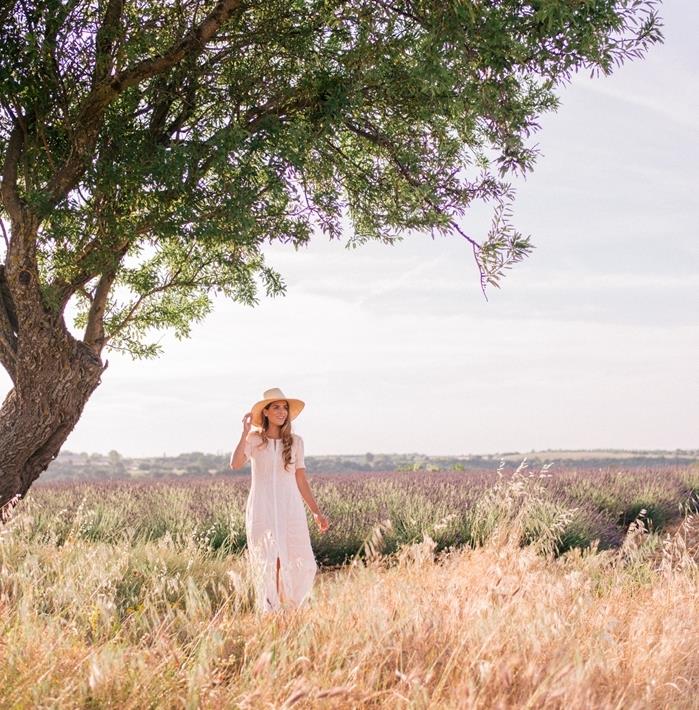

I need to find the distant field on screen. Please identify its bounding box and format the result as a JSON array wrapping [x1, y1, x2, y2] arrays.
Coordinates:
[[1, 464, 698, 707], [498, 449, 699, 461], [41, 448, 699, 480]]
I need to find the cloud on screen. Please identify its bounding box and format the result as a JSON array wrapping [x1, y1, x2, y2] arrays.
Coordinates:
[[576, 81, 696, 131]]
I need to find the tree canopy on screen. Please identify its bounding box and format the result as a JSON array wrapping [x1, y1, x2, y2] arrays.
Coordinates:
[[0, 0, 663, 361]]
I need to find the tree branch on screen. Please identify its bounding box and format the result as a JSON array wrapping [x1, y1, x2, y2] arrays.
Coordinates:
[[83, 268, 118, 353], [70, 236, 131, 349], [0, 264, 18, 384], [0, 331, 17, 385], [0, 218, 9, 250], [179, 89, 320, 186], [112, 0, 244, 92], [92, 0, 125, 88], [0, 120, 27, 226], [0, 264, 18, 335], [50, 59, 194, 309], [342, 118, 489, 295], [44, 0, 244, 208], [49, 233, 124, 313], [50, 81, 319, 311], [99, 237, 212, 344]]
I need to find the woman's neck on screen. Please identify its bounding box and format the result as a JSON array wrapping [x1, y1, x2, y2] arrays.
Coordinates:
[[266, 425, 282, 439]]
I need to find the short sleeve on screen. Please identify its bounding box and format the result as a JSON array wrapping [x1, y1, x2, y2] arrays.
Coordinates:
[[294, 435, 305, 469], [243, 432, 255, 462]]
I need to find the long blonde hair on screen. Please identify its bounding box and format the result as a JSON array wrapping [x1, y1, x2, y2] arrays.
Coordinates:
[[256, 400, 294, 469]]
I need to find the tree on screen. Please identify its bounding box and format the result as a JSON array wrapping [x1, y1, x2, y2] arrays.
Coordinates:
[[107, 448, 125, 474], [0, 0, 662, 515]]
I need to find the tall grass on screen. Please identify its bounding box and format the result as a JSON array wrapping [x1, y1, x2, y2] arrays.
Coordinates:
[[0, 465, 697, 707]]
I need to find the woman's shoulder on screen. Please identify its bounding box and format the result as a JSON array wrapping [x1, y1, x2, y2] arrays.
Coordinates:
[[246, 430, 262, 443], [292, 432, 303, 445]]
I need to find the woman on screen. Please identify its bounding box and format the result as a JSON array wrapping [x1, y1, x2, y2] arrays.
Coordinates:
[[230, 387, 329, 614]]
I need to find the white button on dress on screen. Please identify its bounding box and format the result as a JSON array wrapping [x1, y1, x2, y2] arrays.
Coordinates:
[[243, 431, 318, 613]]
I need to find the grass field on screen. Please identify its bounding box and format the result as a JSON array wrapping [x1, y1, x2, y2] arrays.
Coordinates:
[[1, 462, 698, 708]]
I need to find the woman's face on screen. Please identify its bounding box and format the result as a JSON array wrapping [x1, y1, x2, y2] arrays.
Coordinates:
[[264, 400, 289, 427]]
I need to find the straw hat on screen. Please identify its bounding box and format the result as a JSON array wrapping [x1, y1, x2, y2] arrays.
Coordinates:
[[250, 387, 305, 428]]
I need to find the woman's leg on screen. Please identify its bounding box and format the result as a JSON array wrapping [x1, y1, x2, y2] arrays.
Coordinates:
[[276, 556, 288, 604]]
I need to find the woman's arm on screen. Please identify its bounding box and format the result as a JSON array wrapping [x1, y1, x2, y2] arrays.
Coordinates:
[[294, 467, 320, 514], [230, 413, 253, 469], [230, 432, 249, 469], [295, 468, 329, 532]]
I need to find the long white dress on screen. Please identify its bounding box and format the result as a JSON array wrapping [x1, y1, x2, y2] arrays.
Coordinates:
[[243, 430, 318, 613]]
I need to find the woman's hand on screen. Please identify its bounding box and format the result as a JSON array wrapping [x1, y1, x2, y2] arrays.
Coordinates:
[[242, 411, 252, 436], [313, 511, 329, 533]]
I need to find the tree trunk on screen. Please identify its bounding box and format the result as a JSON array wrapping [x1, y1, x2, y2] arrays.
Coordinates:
[[0, 312, 107, 520]]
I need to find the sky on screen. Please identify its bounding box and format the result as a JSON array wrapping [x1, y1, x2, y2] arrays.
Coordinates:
[[2, 1, 697, 457]]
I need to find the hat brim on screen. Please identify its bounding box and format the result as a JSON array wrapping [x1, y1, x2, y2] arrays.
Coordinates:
[[250, 397, 305, 428]]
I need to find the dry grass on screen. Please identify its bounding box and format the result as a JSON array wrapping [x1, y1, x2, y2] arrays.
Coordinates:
[[1, 500, 698, 709]]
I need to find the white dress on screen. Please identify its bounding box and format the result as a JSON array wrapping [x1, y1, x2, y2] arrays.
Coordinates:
[[243, 431, 318, 613]]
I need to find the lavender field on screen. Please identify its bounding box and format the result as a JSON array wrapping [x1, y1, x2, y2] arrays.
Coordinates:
[[14, 462, 699, 564], [2, 463, 698, 708]]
